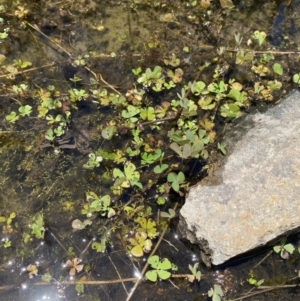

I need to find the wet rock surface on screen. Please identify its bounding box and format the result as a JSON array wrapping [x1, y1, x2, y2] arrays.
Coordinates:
[[178, 90, 300, 266]]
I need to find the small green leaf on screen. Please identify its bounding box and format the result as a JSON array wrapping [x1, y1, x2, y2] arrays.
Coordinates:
[[167, 172, 175, 183], [157, 270, 171, 280], [147, 255, 159, 268], [145, 270, 158, 282], [75, 282, 84, 293], [273, 245, 282, 253], [131, 245, 143, 257], [220, 103, 241, 118], [140, 107, 155, 121], [156, 196, 165, 205], [0, 54, 5, 64], [122, 105, 140, 118], [218, 142, 226, 155], [41, 273, 52, 283], [154, 164, 168, 174], [177, 171, 185, 182], [45, 128, 54, 141], [18, 105, 32, 116], [273, 63, 283, 75], [132, 67, 142, 75], [284, 243, 295, 254], [101, 125, 116, 140], [92, 241, 105, 252], [212, 294, 221, 301], [214, 284, 224, 296], [157, 258, 172, 270], [160, 208, 175, 218], [5, 111, 19, 123], [293, 73, 300, 84], [3, 240, 11, 248]]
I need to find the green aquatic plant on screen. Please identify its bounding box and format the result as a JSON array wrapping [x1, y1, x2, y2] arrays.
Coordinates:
[[128, 231, 153, 257], [71, 219, 92, 230], [5, 111, 19, 123], [160, 208, 176, 219], [169, 129, 210, 159], [164, 53, 180, 67], [135, 217, 157, 239], [140, 106, 155, 121], [167, 171, 185, 192], [248, 270, 264, 287], [273, 63, 283, 75], [235, 49, 253, 65], [273, 238, 295, 259], [92, 238, 107, 253], [136, 66, 175, 92], [41, 273, 52, 283], [0, 212, 16, 226], [208, 284, 224, 301], [132, 67, 142, 75], [69, 88, 88, 103], [217, 142, 227, 155], [208, 80, 228, 100], [187, 262, 201, 282], [293, 73, 300, 84], [220, 103, 241, 118], [101, 125, 116, 140], [153, 162, 168, 174], [145, 255, 176, 282], [156, 196, 166, 205], [45, 128, 55, 141], [112, 161, 142, 194], [81, 192, 115, 218], [141, 149, 162, 165], [29, 212, 45, 240], [122, 105, 140, 123], [252, 30, 266, 46], [3, 239, 11, 248], [83, 153, 103, 170], [73, 54, 89, 67], [27, 264, 38, 277]]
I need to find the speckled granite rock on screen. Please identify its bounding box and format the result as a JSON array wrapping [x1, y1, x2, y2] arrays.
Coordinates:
[[178, 90, 300, 266]]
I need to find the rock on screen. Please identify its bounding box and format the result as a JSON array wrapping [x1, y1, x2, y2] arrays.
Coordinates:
[[178, 91, 300, 266]]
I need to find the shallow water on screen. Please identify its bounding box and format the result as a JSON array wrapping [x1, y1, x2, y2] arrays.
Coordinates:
[[1, 1, 300, 300]]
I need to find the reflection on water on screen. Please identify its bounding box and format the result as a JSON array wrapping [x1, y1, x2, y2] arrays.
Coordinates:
[[0, 0, 300, 300]]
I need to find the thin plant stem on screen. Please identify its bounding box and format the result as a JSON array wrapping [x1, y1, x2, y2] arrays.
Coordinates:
[[253, 250, 273, 268], [108, 255, 128, 295]]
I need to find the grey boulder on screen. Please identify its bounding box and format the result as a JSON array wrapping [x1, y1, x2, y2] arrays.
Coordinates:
[[178, 90, 300, 266]]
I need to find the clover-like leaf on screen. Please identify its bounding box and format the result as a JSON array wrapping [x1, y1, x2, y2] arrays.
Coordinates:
[[154, 163, 168, 174], [136, 217, 157, 239], [18, 105, 32, 116], [66, 258, 84, 276], [27, 264, 38, 277], [129, 232, 152, 257], [122, 105, 140, 118], [5, 111, 19, 123], [140, 107, 155, 121]]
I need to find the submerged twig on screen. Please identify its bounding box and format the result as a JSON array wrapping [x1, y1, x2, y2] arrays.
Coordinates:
[[49, 230, 70, 254], [253, 250, 273, 268], [231, 275, 300, 301], [108, 255, 128, 295]]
